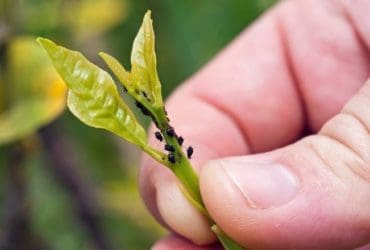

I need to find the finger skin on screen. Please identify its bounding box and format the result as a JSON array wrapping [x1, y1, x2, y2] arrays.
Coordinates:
[[152, 234, 222, 250], [277, 0, 370, 131], [200, 80, 370, 249], [139, 0, 370, 247]]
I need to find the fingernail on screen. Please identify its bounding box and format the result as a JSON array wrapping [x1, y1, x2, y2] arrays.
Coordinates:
[[221, 160, 299, 209]]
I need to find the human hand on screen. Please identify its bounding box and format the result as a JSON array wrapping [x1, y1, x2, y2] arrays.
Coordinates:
[[139, 0, 370, 249]]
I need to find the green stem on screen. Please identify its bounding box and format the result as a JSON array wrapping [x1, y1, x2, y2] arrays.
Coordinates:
[[212, 225, 246, 250], [146, 105, 245, 250], [142, 145, 168, 167], [172, 156, 206, 216]]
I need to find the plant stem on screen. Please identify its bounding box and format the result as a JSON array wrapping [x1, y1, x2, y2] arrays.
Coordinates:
[[146, 105, 245, 250], [142, 145, 168, 167], [212, 225, 246, 250]]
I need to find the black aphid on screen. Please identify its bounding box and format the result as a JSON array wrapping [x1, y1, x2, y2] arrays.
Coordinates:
[[155, 131, 163, 142], [166, 126, 176, 137], [187, 146, 193, 159], [168, 152, 176, 163], [163, 108, 170, 122], [122, 86, 127, 92], [142, 91, 151, 102], [177, 136, 184, 146], [164, 144, 175, 152], [135, 101, 151, 116]]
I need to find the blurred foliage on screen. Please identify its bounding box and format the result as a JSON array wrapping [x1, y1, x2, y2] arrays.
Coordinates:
[[107, 0, 276, 96], [0, 0, 276, 249], [0, 37, 66, 145], [65, 0, 128, 40], [27, 153, 92, 250]]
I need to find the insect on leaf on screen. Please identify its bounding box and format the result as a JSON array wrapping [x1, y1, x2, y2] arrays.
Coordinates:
[[130, 10, 163, 107], [37, 38, 147, 147]]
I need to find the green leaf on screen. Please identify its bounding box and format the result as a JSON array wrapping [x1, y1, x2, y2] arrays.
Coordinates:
[[99, 52, 133, 94], [100, 11, 163, 108], [131, 10, 162, 107], [37, 38, 147, 147]]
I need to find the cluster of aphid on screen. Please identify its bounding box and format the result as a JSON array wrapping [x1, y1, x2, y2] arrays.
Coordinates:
[[154, 127, 193, 164], [133, 91, 193, 165]]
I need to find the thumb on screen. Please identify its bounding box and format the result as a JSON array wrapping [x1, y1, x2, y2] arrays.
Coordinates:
[[200, 79, 370, 249]]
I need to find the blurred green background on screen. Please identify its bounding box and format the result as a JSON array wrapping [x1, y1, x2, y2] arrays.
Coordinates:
[[0, 0, 276, 249]]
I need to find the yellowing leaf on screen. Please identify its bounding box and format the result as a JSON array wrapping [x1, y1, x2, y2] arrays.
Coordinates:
[[0, 37, 67, 146], [6, 37, 67, 109], [40, 68, 67, 118], [65, 0, 127, 40], [38, 38, 147, 147], [0, 100, 42, 145]]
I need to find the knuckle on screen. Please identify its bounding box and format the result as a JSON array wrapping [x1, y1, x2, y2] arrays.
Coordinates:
[[318, 83, 370, 182]]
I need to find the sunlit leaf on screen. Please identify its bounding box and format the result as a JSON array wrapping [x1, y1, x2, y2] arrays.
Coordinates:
[[130, 10, 163, 107], [0, 37, 66, 146], [38, 38, 147, 147]]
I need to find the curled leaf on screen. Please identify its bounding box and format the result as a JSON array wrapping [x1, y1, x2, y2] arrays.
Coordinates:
[[131, 10, 162, 107], [101, 10, 163, 108], [38, 38, 147, 147]]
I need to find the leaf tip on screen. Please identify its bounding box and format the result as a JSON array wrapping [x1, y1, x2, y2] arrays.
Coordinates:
[[144, 9, 152, 20], [36, 37, 46, 44], [98, 52, 118, 70], [98, 51, 109, 61], [36, 37, 58, 54], [143, 10, 154, 27]]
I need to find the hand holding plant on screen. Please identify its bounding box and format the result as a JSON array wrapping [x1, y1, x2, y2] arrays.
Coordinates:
[[140, 1, 370, 249], [38, 10, 243, 250]]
